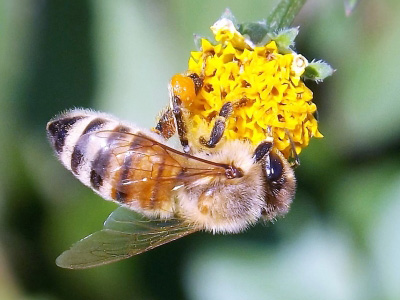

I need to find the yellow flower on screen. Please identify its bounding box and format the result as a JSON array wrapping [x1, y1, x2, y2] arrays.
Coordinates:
[[185, 18, 322, 158]]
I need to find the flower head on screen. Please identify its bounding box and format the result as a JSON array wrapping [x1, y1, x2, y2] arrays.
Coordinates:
[[182, 17, 328, 158]]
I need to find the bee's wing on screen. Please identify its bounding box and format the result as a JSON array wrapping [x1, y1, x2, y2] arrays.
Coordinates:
[[87, 129, 228, 211], [47, 109, 228, 213], [90, 129, 229, 180], [56, 207, 197, 269]]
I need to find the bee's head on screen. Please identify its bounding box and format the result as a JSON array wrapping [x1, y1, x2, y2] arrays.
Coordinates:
[[253, 142, 296, 220]]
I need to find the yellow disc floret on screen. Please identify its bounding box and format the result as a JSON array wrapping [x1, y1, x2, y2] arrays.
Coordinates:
[[184, 19, 323, 158]]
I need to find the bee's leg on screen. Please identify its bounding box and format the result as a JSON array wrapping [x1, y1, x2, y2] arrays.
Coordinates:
[[188, 73, 203, 94], [153, 108, 175, 140], [167, 72, 204, 153], [171, 95, 191, 153], [202, 97, 252, 148], [200, 102, 233, 148], [252, 140, 273, 162]]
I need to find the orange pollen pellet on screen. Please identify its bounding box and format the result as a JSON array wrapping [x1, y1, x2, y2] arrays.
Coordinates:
[[170, 74, 196, 103]]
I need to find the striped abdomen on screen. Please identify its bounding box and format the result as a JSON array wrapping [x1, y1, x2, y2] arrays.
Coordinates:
[[46, 109, 184, 217]]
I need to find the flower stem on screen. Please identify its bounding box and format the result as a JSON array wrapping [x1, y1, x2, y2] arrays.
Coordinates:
[[267, 0, 307, 32]]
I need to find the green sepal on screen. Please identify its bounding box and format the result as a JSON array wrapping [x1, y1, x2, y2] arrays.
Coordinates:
[[237, 21, 269, 45], [268, 27, 299, 52], [303, 61, 335, 82]]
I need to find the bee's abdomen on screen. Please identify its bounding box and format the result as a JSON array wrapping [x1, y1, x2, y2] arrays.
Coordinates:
[[70, 117, 108, 174], [47, 115, 87, 154], [47, 110, 112, 181], [47, 109, 182, 215]]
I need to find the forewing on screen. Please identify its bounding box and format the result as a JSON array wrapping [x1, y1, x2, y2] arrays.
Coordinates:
[[89, 130, 227, 212], [87, 129, 228, 191], [56, 207, 197, 269], [91, 129, 228, 180]]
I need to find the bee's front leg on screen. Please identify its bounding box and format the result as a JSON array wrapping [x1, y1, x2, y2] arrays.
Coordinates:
[[252, 140, 273, 162], [200, 102, 233, 148]]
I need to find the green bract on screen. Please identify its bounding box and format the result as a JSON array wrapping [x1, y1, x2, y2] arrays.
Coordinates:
[[304, 61, 335, 82]]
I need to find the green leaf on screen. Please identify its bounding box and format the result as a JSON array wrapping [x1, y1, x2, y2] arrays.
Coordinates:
[[56, 207, 197, 269], [267, 0, 307, 32]]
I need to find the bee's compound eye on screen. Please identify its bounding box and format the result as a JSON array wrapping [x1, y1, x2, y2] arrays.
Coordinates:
[[266, 152, 283, 182]]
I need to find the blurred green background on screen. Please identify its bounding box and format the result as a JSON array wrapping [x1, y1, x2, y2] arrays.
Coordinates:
[[1, 0, 400, 299]]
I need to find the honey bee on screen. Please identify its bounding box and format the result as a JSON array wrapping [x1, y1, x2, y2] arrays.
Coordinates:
[[47, 74, 296, 269]]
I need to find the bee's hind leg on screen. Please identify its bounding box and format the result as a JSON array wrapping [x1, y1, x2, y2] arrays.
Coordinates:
[[200, 102, 233, 148], [171, 95, 191, 153], [153, 108, 175, 140]]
